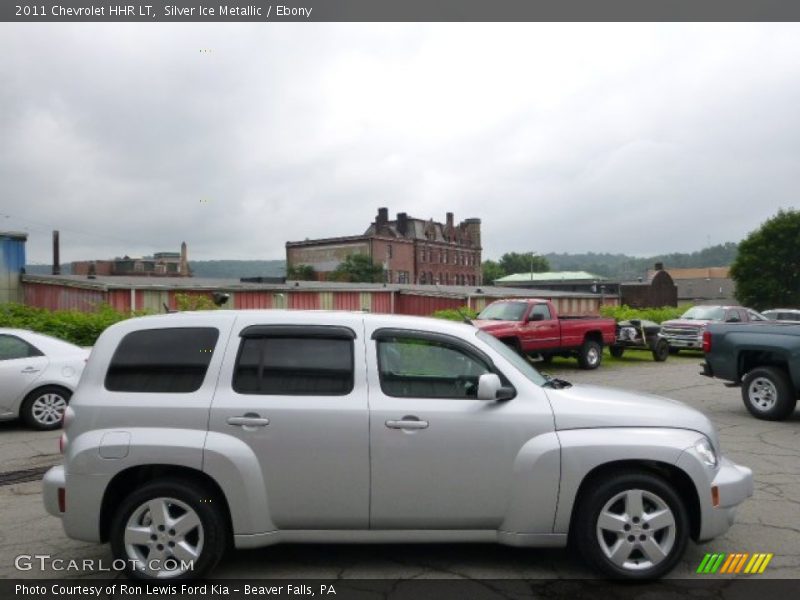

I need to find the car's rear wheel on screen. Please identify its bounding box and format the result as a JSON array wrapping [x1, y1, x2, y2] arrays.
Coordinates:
[[741, 366, 797, 421], [578, 340, 602, 370], [110, 479, 228, 580], [573, 471, 689, 579], [20, 386, 71, 430]]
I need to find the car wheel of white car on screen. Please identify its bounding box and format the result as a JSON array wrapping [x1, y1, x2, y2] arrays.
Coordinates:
[[578, 340, 602, 370], [741, 366, 797, 421], [110, 479, 228, 580], [574, 471, 689, 579], [20, 386, 71, 430]]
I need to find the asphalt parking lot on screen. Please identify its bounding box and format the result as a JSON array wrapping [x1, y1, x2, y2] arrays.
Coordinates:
[[1, 352, 798, 580]]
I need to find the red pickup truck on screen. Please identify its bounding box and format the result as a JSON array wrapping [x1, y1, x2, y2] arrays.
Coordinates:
[[475, 299, 616, 369]]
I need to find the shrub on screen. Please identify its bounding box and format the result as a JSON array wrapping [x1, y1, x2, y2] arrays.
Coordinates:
[[432, 306, 480, 322], [0, 303, 136, 346], [599, 304, 692, 324], [175, 293, 219, 311]]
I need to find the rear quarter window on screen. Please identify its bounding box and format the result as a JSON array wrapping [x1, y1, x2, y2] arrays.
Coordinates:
[[105, 327, 219, 393]]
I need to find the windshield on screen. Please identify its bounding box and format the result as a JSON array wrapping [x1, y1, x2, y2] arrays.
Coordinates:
[[476, 330, 547, 387], [681, 306, 725, 321], [477, 302, 528, 321]]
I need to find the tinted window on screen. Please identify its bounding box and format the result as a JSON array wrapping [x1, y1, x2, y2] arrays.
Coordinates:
[[0, 335, 43, 361], [234, 337, 354, 395], [377, 336, 491, 399], [105, 328, 219, 393]]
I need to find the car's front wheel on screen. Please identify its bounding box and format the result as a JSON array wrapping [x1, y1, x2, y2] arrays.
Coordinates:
[[20, 386, 71, 430], [110, 479, 228, 580], [573, 471, 689, 579], [741, 366, 797, 421]]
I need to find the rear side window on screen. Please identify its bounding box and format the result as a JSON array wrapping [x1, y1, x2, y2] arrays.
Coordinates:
[[105, 327, 219, 393], [0, 335, 43, 360], [233, 331, 354, 396]]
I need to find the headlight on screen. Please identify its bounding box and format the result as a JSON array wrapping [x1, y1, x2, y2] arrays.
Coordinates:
[[695, 437, 718, 467]]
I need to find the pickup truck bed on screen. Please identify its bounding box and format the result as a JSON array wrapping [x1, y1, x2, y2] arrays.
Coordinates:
[[702, 321, 800, 420]]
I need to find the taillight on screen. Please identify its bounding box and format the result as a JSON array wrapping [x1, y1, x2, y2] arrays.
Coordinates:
[[59, 433, 67, 454], [702, 330, 712, 353], [58, 488, 66, 513]]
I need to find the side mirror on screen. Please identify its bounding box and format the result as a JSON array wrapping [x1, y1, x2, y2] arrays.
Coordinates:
[[529, 313, 545, 322], [477, 373, 515, 401]]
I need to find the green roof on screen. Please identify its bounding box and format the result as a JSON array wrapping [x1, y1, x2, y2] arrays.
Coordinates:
[[495, 271, 606, 283]]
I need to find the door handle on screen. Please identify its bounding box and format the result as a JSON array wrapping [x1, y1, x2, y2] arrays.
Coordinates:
[[227, 415, 270, 427], [385, 419, 429, 430], [20, 367, 40, 374]]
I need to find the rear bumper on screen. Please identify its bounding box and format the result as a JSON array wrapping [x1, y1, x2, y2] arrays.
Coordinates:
[[42, 465, 105, 542], [42, 465, 65, 518]]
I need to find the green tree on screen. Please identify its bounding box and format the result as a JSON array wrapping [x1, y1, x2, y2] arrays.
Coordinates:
[[330, 254, 385, 283], [482, 260, 505, 284], [730, 208, 800, 310], [498, 252, 550, 275], [287, 264, 317, 281]]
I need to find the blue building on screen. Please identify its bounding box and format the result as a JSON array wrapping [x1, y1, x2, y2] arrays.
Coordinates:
[[0, 231, 27, 304]]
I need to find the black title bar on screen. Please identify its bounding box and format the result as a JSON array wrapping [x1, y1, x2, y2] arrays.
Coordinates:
[[3, 0, 800, 23]]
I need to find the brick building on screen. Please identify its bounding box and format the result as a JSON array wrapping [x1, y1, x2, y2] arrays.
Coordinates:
[[286, 208, 482, 285], [71, 242, 191, 278]]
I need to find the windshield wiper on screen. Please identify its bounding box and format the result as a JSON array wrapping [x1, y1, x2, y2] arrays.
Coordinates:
[[543, 375, 572, 389]]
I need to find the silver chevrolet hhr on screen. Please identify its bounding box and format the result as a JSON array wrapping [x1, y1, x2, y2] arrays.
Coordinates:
[[43, 310, 753, 580]]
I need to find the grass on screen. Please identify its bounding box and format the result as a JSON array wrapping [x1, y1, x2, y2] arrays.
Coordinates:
[[539, 347, 704, 372]]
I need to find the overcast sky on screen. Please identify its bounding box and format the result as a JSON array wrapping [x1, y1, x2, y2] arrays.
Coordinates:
[[2, 23, 799, 264]]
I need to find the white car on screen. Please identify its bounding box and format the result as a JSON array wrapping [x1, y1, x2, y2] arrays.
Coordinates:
[[0, 328, 89, 430]]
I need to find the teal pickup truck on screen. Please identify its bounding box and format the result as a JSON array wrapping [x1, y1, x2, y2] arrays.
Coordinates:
[[701, 321, 800, 420]]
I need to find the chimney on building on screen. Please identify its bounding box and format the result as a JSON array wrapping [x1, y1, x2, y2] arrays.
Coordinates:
[[397, 212, 408, 236], [376, 207, 389, 232], [654, 262, 664, 271], [180, 241, 189, 276], [52, 230, 60, 275]]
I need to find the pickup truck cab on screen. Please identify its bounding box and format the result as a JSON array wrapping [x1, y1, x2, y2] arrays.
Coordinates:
[[44, 310, 752, 580], [475, 299, 616, 369], [661, 305, 766, 354], [702, 321, 800, 420]]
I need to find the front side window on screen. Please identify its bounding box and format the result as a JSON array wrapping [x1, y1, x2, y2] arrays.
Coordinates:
[[0, 335, 43, 361], [234, 336, 354, 396], [105, 327, 219, 393], [377, 335, 491, 399], [530, 303, 552, 320]]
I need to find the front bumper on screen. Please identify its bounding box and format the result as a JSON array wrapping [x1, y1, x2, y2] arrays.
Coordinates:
[[676, 452, 753, 542]]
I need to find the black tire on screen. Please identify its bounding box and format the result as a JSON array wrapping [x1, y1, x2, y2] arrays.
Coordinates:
[[740, 366, 797, 421], [578, 339, 602, 370], [609, 345, 625, 359], [668, 347, 680, 356], [110, 479, 229, 580], [572, 470, 689, 580], [20, 385, 71, 430], [652, 339, 669, 362], [539, 354, 553, 365]]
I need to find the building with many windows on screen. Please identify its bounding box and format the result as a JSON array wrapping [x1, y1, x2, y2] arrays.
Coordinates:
[[286, 208, 483, 285]]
